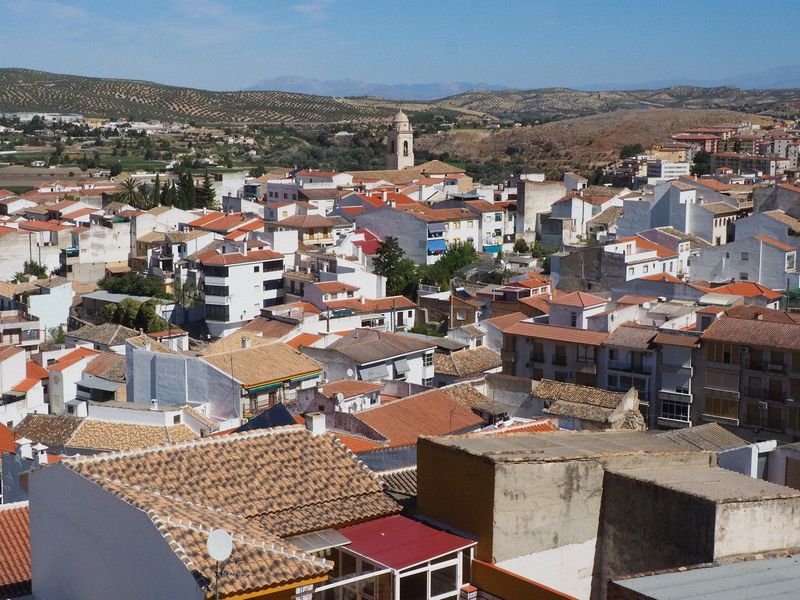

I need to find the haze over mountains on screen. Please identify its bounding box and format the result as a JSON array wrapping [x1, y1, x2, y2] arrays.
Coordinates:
[[243, 76, 507, 99], [246, 65, 800, 98]]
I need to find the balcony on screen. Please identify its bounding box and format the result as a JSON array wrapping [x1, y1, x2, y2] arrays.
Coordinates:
[[744, 387, 786, 402], [575, 360, 597, 374], [532, 354, 545, 364], [747, 360, 785, 374], [658, 389, 692, 403], [500, 349, 516, 362], [62, 247, 80, 258], [608, 360, 651, 375], [552, 356, 568, 366]]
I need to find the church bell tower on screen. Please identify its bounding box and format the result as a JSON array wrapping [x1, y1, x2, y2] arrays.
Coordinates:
[[386, 110, 414, 170]]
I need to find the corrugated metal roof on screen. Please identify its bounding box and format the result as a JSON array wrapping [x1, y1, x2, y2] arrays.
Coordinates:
[[612, 555, 800, 599]]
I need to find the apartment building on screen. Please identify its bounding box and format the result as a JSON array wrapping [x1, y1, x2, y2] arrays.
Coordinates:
[[197, 246, 285, 338], [710, 152, 791, 176], [603, 235, 680, 281], [645, 159, 691, 183], [695, 315, 800, 441], [355, 204, 480, 265], [653, 331, 700, 429], [502, 320, 608, 387]]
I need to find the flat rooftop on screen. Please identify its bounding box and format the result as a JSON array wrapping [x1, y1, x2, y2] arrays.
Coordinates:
[[613, 554, 800, 600], [608, 466, 800, 502], [426, 430, 706, 464]]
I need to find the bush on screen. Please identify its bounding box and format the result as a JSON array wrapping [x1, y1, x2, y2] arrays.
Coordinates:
[[98, 273, 171, 299]]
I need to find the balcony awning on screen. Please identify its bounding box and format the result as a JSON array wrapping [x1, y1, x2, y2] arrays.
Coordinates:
[[427, 239, 447, 252], [337, 515, 475, 571], [483, 244, 502, 253], [359, 363, 390, 381], [428, 222, 446, 233], [394, 358, 410, 374], [76, 375, 123, 392]]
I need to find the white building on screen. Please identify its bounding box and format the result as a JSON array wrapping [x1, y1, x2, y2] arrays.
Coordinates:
[[604, 236, 680, 281], [198, 246, 285, 338]]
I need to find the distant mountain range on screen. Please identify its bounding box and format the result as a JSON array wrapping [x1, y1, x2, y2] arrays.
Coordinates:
[[243, 76, 507, 100], [247, 65, 800, 99]]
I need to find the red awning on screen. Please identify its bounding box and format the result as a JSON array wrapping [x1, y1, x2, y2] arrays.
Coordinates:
[[338, 515, 475, 571]]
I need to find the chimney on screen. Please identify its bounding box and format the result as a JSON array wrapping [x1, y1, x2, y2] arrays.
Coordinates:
[[16, 437, 33, 460], [150, 398, 159, 411], [360, 296, 366, 304], [382, 191, 388, 203], [33, 443, 48, 466], [304, 412, 326, 436], [242, 239, 248, 256], [241, 336, 251, 349]]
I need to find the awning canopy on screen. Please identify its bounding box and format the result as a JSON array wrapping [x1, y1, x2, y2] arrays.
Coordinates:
[[428, 222, 446, 233], [359, 363, 390, 381], [427, 239, 447, 252], [76, 375, 123, 392], [394, 358, 410, 374], [337, 515, 475, 571]]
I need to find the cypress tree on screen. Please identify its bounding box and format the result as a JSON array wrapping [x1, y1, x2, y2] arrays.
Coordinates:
[[152, 173, 160, 207]]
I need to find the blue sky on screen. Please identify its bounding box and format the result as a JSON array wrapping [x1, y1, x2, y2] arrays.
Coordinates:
[[0, 0, 798, 90]]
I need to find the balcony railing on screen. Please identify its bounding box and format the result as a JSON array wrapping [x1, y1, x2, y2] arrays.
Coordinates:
[[552, 356, 567, 366], [744, 387, 786, 402], [608, 360, 652, 375], [747, 360, 785, 374]]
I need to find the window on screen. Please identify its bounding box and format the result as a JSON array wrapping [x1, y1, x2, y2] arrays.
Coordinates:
[[456, 311, 466, 321], [253, 265, 260, 273], [705, 368, 739, 391], [203, 284, 228, 296], [262, 279, 282, 291], [422, 377, 433, 387], [704, 396, 739, 419], [705, 342, 739, 365], [788, 252, 797, 272], [643, 265, 649, 273], [739, 272, 749, 281], [628, 267, 634, 276], [533, 341, 544, 363], [403, 140, 409, 157], [553, 345, 567, 366], [423, 353, 433, 367], [202, 265, 229, 277], [661, 400, 690, 422], [608, 374, 618, 388], [570, 313, 577, 327], [263, 260, 283, 271], [205, 304, 230, 321], [577, 345, 595, 363], [173, 414, 181, 424], [609, 348, 617, 361], [494, 213, 503, 221], [741, 252, 749, 262]]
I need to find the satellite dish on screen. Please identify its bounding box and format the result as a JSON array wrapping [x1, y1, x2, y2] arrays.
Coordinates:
[[346, 368, 354, 378], [336, 392, 345, 404], [207, 529, 233, 562]]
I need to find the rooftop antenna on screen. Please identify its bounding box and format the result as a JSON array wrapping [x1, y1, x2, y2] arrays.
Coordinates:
[[207, 528, 232, 600]]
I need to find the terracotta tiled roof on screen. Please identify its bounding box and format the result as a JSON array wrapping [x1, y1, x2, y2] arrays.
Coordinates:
[[325, 295, 416, 314], [68, 322, 140, 346], [67, 420, 198, 451], [762, 210, 800, 232], [378, 467, 417, 496], [325, 329, 433, 364], [755, 235, 796, 252], [653, 332, 701, 347], [355, 387, 485, 447], [312, 281, 360, 294], [332, 432, 385, 453], [199, 248, 283, 266], [537, 379, 626, 423], [657, 423, 748, 451], [551, 291, 607, 308], [197, 330, 275, 356], [47, 347, 101, 372], [0, 503, 30, 597], [433, 347, 502, 377], [617, 294, 658, 305], [604, 324, 658, 350], [66, 427, 400, 539], [286, 332, 323, 350], [711, 281, 783, 301], [240, 317, 299, 339], [503, 321, 609, 346], [84, 352, 126, 382], [201, 342, 322, 388], [701, 315, 800, 350], [14, 414, 83, 447], [0, 423, 15, 454], [723, 304, 800, 323], [0, 346, 23, 362]]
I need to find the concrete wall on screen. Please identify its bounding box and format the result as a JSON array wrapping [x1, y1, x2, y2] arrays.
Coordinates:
[[72, 222, 131, 283], [30, 464, 202, 600], [593, 471, 717, 600], [28, 282, 73, 334], [517, 181, 567, 234], [713, 497, 800, 558], [126, 345, 241, 420], [0, 230, 65, 281], [551, 247, 625, 293]]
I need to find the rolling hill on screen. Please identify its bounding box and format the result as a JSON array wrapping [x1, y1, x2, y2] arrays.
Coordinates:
[[1, 69, 799, 126]]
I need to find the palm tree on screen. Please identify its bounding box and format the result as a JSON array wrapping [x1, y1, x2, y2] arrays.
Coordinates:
[[115, 177, 151, 209]]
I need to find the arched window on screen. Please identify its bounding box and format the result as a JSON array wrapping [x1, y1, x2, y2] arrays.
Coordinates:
[[390, 141, 395, 154], [403, 140, 409, 157]]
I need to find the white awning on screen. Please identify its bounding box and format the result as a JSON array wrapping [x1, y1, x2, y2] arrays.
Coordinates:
[[359, 363, 390, 381], [394, 358, 410, 374]]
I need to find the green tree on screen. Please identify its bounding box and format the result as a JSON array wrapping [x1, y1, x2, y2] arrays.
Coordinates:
[[177, 169, 196, 210], [619, 143, 644, 159], [109, 161, 123, 177], [48, 325, 66, 344], [373, 237, 420, 297], [12, 261, 48, 282], [691, 150, 711, 176], [134, 299, 170, 333], [116, 298, 142, 328], [98, 273, 171, 299], [513, 238, 529, 254], [419, 241, 478, 290], [152, 173, 161, 206], [97, 303, 118, 324], [195, 172, 218, 209], [115, 178, 151, 209]]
